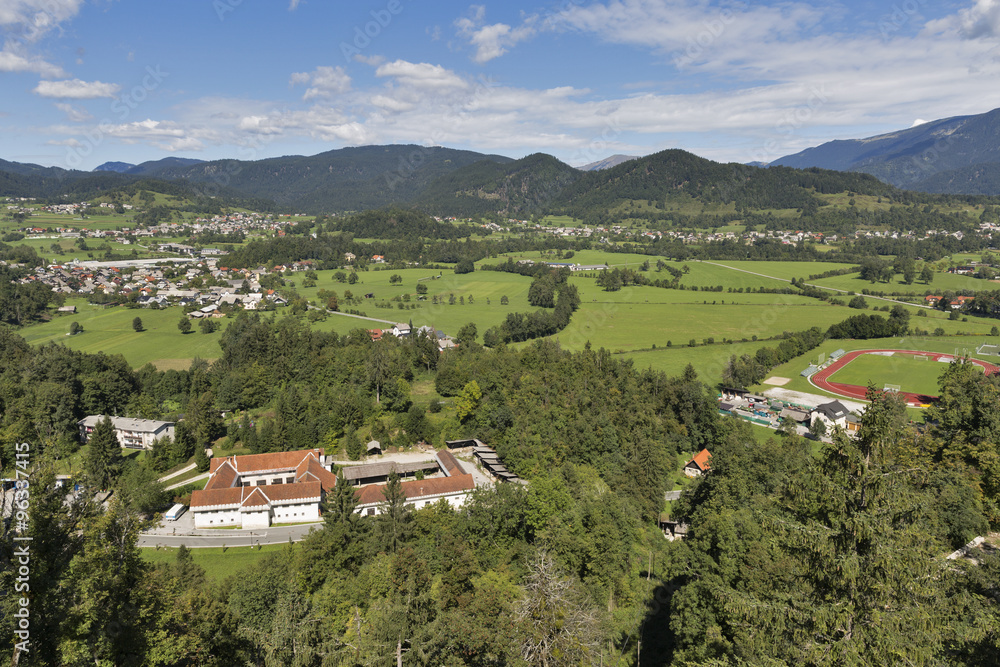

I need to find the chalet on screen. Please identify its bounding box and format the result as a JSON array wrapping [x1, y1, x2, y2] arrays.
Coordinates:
[[189, 449, 336, 529], [683, 449, 712, 478], [78, 416, 175, 450], [354, 474, 476, 516], [392, 323, 412, 338]]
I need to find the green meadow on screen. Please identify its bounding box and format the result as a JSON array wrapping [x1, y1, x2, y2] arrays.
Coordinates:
[[810, 269, 991, 295], [709, 260, 861, 282], [19, 300, 230, 368], [140, 544, 300, 582]]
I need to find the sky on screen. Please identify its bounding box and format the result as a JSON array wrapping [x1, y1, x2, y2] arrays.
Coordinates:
[[2, 0, 1000, 171]]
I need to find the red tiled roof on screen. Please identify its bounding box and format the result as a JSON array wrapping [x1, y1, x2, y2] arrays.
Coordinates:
[[355, 474, 475, 506], [190, 486, 244, 508], [210, 449, 324, 475], [261, 481, 322, 502], [686, 449, 712, 472], [241, 488, 270, 508], [436, 449, 465, 476], [205, 460, 238, 490], [296, 458, 336, 492]]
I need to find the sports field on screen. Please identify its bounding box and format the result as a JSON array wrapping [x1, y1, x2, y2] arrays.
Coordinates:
[[826, 352, 950, 398]]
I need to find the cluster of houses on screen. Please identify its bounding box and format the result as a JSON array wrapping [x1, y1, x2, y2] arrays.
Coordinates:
[[18, 259, 301, 311], [925, 295, 975, 309], [368, 323, 460, 350]]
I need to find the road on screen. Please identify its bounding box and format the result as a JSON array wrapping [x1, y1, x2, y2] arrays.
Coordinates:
[[165, 472, 209, 491], [158, 463, 195, 483], [308, 304, 399, 327], [138, 522, 323, 548], [699, 261, 933, 311], [665, 490, 682, 501]]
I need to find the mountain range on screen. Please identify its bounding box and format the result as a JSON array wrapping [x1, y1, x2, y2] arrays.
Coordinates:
[[772, 107, 1000, 195]]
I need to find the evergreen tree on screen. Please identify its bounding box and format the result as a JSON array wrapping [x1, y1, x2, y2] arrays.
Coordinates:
[[379, 471, 411, 553], [85, 415, 123, 490]]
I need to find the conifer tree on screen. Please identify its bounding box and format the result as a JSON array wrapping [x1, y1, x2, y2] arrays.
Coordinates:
[[85, 415, 122, 490]]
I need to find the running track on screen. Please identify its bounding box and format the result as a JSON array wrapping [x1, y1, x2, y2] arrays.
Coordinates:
[[811, 349, 1000, 405]]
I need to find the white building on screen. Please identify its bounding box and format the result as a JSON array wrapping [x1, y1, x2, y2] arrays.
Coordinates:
[[190, 449, 336, 529], [354, 473, 476, 517], [77, 416, 175, 450]]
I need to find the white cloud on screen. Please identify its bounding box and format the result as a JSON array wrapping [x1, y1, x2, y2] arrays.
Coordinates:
[[375, 60, 468, 90], [33, 79, 120, 99], [288, 0, 302, 10], [953, 0, 1000, 38], [354, 54, 386, 67], [54, 102, 92, 122], [0, 0, 84, 75], [455, 6, 538, 63], [289, 66, 351, 100]]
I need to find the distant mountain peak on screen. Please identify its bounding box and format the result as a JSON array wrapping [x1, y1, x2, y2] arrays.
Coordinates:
[[771, 107, 1000, 195], [578, 155, 638, 171], [93, 161, 135, 173]]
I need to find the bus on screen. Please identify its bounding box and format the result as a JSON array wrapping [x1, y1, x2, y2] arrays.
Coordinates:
[[165, 503, 187, 521]]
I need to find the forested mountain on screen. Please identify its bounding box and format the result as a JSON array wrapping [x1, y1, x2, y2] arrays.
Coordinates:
[[546, 149, 897, 219], [414, 153, 582, 216], [773, 107, 1000, 194], [121, 145, 514, 213]]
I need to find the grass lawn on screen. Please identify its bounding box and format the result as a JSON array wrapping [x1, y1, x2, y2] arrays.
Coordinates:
[[622, 340, 774, 380], [19, 299, 227, 368], [140, 544, 297, 582], [811, 270, 990, 295], [709, 260, 860, 282], [827, 352, 960, 397]]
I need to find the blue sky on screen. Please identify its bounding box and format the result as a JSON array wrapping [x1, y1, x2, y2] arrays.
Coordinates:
[[2, 0, 1000, 170]]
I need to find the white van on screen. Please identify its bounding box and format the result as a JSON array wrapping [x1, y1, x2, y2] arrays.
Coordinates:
[[165, 503, 187, 521]]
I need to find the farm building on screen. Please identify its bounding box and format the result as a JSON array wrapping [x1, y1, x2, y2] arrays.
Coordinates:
[[354, 474, 476, 516]]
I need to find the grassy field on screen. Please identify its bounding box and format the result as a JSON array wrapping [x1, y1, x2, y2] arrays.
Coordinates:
[[811, 270, 992, 295], [140, 543, 298, 582], [827, 352, 959, 397], [19, 299, 229, 368], [709, 260, 861, 281], [622, 339, 773, 380]]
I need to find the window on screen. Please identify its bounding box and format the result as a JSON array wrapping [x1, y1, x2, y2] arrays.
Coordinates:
[[286, 477, 295, 484], [366, 508, 375, 517]]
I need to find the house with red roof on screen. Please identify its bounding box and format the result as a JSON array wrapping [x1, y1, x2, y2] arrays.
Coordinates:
[[190, 449, 336, 529], [683, 449, 712, 478]]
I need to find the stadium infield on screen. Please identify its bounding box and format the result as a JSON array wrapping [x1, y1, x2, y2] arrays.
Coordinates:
[[810, 350, 1000, 406]]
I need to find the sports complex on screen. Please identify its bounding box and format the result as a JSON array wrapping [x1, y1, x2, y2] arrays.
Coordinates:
[[809, 348, 1000, 407]]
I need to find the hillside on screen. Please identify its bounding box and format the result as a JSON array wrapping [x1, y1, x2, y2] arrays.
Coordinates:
[[579, 154, 638, 171], [546, 148, 897, 219], [129, 145, 514, 213], [773, 107, 1000, 194], [414, 153, 582, 216]]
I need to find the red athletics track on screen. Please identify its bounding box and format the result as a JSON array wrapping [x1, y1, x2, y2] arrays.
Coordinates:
[[811, 349, 1000, 405]]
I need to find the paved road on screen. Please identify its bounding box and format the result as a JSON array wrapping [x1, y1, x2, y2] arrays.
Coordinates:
[[138, 522, 323, 548], [665, 490, 682, 501], [165, 472, 209, 491], [699, 261, 933, 311], [308, 305, 398, 327], [158, 463, 195, 483]]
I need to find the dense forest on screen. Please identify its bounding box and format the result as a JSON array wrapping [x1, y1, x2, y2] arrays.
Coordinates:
[[1, 304, 999, 664]]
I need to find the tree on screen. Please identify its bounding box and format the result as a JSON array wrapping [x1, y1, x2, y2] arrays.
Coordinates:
[[515, 552, 603, 665], [389, 274, 402, 284], [348, 272, 359, 284], [85, 415, 123, 490], [500, 295, 509, 305], [132, 316, 143, 332], [809, 416, 827, 439], [848, 295, 868, 309], [194, 446, 210, 472], [327, 294, 339, 311], [456, 380, 482, 422], [456, 322, 478, 346], [415, 282, 428, 295], [178, 317, 192, 334], [199, 318, 218, 334], [70, 320, 82, 335], [455, 258, 475, 274], [379, 471, 412, 553], [921, 265, 935, 284]]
